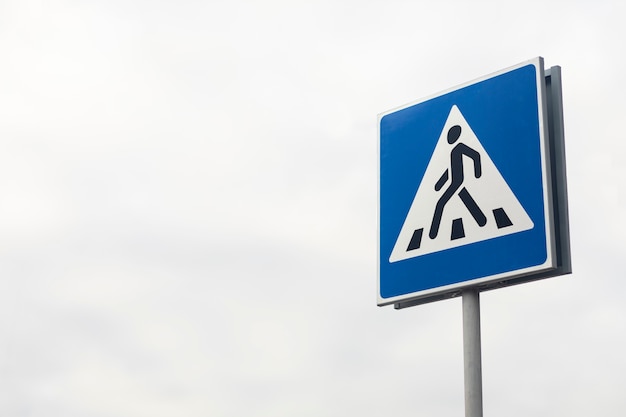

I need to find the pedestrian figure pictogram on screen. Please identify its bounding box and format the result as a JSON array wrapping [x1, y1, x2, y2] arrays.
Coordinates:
[[388, 105, 534, 263], [429, 124, 487, 240]]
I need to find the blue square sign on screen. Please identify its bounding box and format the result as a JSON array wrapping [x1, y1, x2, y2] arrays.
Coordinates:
[[378, 57, 557, 307]]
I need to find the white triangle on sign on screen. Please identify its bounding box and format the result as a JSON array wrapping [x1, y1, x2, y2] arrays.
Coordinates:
[[389, 105, 534, 263]]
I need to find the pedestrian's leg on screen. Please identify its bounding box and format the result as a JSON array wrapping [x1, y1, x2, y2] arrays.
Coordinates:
[[429, 187, 457, 239], [459, 188, 487, 226]]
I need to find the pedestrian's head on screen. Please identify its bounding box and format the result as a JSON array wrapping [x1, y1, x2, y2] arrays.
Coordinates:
[[447, 125, 461, 144]]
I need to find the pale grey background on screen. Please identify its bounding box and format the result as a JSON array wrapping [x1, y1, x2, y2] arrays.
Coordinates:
[[1, 1, 624, 416]]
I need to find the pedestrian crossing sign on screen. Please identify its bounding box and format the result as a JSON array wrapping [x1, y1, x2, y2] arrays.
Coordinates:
[[378, 57, 565, 307]]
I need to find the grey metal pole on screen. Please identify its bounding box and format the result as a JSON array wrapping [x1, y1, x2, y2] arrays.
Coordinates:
[[462, 289, 483, 417]]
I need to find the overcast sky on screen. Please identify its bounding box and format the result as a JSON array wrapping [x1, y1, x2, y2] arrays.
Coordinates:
[[1, 0, 625, 416]]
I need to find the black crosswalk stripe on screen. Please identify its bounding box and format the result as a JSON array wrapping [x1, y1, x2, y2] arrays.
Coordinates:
[[407, 228, 424, 251], [451, 218, 465, 240], [493, 207, 513, 229]]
